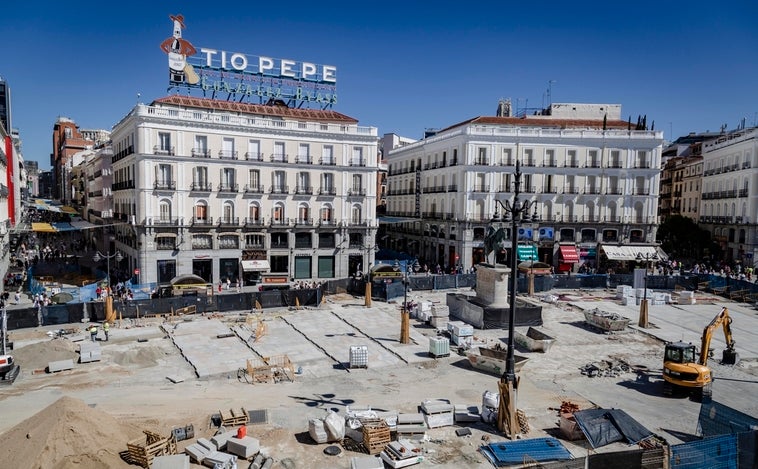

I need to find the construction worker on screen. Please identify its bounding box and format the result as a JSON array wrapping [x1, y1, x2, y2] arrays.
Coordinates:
[[103, 322, 110, 342], [89, 324, 98, 342]]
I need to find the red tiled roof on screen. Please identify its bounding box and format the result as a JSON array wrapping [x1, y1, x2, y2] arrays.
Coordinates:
[[151, 96, 358, 123], [441, 116, 632, 133]]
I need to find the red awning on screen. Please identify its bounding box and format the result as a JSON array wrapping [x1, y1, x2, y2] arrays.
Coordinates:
[[559, 245, 579, 263]]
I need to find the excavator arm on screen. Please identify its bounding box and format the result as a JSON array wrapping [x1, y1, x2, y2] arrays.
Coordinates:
[[699, 307, 738, 366]]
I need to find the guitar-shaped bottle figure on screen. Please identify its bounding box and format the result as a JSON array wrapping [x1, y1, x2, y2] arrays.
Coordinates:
[[160, 14, 199, 85]]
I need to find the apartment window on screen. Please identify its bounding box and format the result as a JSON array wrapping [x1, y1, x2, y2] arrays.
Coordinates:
[[567, 150, 577, 167], [159, 201, 172, 222], [352, 174, 363, 195], [320, 205, 333, 223], [192, 234, 212, 249], [221, 137, 235, 158], [319, 233, 335, 248], [544, 149, 555, 167], [247, 139, 261, 160], [272, 204, 284, 222], [274, 142, 286, 161], [351, 205, 363, 224], [273, 171, 286, 192], [322, 145, 334, 165], [271, 232, 288, 248], [298, 144, 310, 163], [322, 173, 334, 193], [524, 149, 533, 166], [249, 169, 260, 189], [195, 203, 208, 221], [352, 147, 363, 166], [298, 172, 310, 194], [194, 135, 208, 156], [297, 205, 310, 224], [194, 167, 207, 187], [248, 204, 260, 221], [156, 164, 172, 185], [158, 132, 171, 152], [245, 234, 265, 249], [477, 147, 487, 165], [221, 168, 236, 190], [223, 202, 234, 221]]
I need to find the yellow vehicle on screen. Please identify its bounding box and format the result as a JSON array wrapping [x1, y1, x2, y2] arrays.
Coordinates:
[[662, 307, 738, 399]]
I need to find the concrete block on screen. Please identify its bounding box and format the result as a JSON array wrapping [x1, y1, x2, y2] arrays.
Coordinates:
[[210, 430, 237, 450], [429, 315, 449, 329], [350, 455, 385, 469], [397, 413, 425, 425], [197, 438, 215, 452], [423, 411, 454, 428], [184, 443, 211, 463], [48, 359, 74, 373], [151, 454, 190, 469], [226, 435, 260, 458], [201, 451, 236, 468]]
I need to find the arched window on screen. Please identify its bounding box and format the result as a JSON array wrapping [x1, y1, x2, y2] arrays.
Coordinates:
[[159, 200, 172, 222], [223, 201, 235, 222], [194, 201, 208, 222]]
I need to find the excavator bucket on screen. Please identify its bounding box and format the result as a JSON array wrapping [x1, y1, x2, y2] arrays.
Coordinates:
[[722, 348, 739, 365]]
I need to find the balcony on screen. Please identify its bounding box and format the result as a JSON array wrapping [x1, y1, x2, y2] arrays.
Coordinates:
[[634, 188, 650, 196], [245, 242, 265, 249], [319, 218, 337, 226], [318, 187, 337, 196], [148, 216, 183, 226], [153, 146, 175, 156], [635, 162, 652, 169], [348, 219, 365, 226], [586, 160, 601, 168], [543, 160, 557, 167], [424, 185, 446, 193], [295, 156, 312, 164], [564, 186, 581, 194], [739, 188, 749, 197], [190, 182, 212, 192], [113, 181, 135, 191], [608, 161, 623, 169], [218, 150, 238, 160], [606, 188, 622, 195], [218, 183, 239, 193], [244, 184, 264, 194], [153, 180, 176, 191], [472, 185, 490, 193], [294, 218, 314, 226], [245, 217, 265, 227], [218, 217, 239, 227], [319, 157, 337, 166], [474, 158, 489, 166], [564, 161, 580, 168], [294, 186, 313, 195], [270, 241, 289, 249], [191, 217, 214, 226], [584, 187, 602, 195], [270, 218, 291, 227], [191, 148, 211, 158], [270, 186, 289, 195], [350, 159, 367, 167], [270, 154, 288, 163], [348, 188, 366, 197], [245, 152, 263, 161]]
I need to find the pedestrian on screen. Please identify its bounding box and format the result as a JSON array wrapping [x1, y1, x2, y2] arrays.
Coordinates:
[[89, 324, 98, 342], [103, 322, 110, 341]]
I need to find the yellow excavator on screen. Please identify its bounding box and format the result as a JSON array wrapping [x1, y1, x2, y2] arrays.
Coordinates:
[[662, 307, 738, 399]]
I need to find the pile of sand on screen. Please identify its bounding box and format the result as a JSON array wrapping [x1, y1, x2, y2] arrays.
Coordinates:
[[11, 338, 79, 371], [110, 345, 168, 367], [0, 396, 142, 469]]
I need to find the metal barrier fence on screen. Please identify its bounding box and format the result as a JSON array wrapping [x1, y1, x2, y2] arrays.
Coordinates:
[[670, 434, 738, 469]]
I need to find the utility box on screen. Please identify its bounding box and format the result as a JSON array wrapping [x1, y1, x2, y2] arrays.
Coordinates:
[[349, 345, 368, 368]]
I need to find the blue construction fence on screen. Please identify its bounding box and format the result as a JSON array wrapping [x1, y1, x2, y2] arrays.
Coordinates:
[[4, 288, 323, 331]]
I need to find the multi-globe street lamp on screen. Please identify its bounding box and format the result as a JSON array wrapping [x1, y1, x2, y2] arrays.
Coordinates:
[[490, 160, 539, 439], [394, 259, 420, 344], [636, 251, 658, 328], [93, 237, 123, 287]]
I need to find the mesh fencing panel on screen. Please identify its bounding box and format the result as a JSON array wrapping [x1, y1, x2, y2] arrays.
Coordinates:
[[670, 434, 738, 469]]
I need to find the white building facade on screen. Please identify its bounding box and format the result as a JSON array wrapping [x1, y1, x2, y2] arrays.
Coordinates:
[[699, 127, 758, 264], [109, 96, 378, 286], [385, 103, 664, 273]]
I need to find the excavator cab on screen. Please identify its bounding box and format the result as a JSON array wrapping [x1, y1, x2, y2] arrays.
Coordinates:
[[664, 342, 697, 364]]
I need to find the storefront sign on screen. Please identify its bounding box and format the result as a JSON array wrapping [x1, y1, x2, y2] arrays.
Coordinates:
[[161, 14, 337, 106]]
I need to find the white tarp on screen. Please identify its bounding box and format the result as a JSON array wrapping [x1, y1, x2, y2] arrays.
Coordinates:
[[600, 245, 668, 261], [242, 260, 270, 272]]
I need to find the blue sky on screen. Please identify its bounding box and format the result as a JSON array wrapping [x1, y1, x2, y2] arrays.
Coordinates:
[[3, 1, 757, 170]]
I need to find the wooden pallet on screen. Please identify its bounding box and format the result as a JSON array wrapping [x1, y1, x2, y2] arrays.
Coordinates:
[[219, 408, 249, 427], [126, 430, 177, 468], [362, 419, 391, 455]]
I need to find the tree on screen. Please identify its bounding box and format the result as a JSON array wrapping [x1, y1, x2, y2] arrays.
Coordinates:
[[656, 215, 713, 264]]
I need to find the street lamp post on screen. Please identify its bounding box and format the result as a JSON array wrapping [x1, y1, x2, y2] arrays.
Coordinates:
[[491, 160, 539, 439], [395, 259, 420, 344], [362, 245, 379, 308], [93, 249, 123, 288], [636, 251, 658, 328]]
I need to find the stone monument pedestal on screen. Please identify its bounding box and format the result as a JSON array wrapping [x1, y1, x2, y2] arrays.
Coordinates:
[[475, 263, 511, 307]]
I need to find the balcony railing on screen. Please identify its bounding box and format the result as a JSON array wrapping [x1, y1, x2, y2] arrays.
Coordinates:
[[606, 188, 622, 195], [148, 216, 183, 226], [270, 218, 291, 226], [191, 148, 211, 158], [113, 181, 135, 191], [295, 156, 312, 164], [245, 152, 263, 161], [447, 184, 458, 192], [218, 150, 238, 159], [319, 218, 337, 226], [270, 154, 288, 163], [153, 146, 175, 156], [294, 218, 314, 226], [191, 217, 214, 226], [608, 161, 623, 168], [218, 217, 239, 226], [318, 187, 336, 196], [543, 160, 557, 167], [348, 188, 366, 196], [472, 185, 490, 193], [348, 218, 365, 226], [564, 161, 579, 168], [153, 180, 176, 190], [218, 183, 239, 193], [294, 186, 313, 195], [350, 159, 366, 167], [270, 186, 289, 194], [190, 182, 212, 192], [584, 187, 602, 195], [319, 157, 337, 166], [244, 184, 264, 194], [245, 217, 265, 226]]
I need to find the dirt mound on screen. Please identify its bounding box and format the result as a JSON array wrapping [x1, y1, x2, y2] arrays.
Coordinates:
[[110, 345, 168, 367], [11, 337, 79, 370], [0, 395, 142, 469]]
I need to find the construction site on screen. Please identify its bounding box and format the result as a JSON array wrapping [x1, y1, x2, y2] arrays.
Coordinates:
[[0, 281, 757, 468]]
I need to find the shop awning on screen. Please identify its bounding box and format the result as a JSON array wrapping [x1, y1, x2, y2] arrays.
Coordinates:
[[60, 206, 79, 214], [31, 222, 56, 232], [558, 245, 579, 263], [51, 222, 76, 232], [242, 260, 270, 272], [517, 245, 538, 262], [601, 245, 668, 261]]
